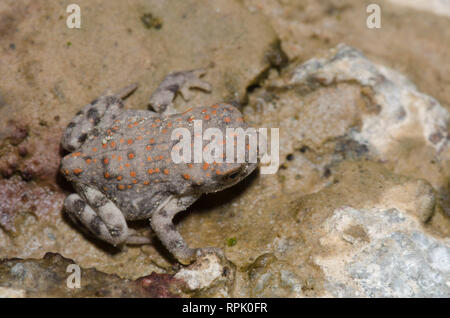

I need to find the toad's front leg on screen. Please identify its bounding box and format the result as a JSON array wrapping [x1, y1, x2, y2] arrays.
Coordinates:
[[150, 195, 223, 265], [149, 68, 211, 115]]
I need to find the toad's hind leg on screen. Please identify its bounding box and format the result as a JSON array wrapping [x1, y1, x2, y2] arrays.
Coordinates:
[[61, 84, 138, 152], [64, 185, 151, 246]]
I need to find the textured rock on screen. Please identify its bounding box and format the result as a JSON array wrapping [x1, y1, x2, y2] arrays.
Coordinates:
[[0, 0, 449, 298], [0, 286, 26, 298], [174, 253, 235, 297], [0, 253, 184, 297], [387, 0, 450, 17], [244, 44, 449, 194], [180, 44, 449, 297], [242, 0, 450, 112], [316, 207, 450, 297], [288, 44, 448, 156], [182, 156, 449, 297], [248, 254, 304, 297]]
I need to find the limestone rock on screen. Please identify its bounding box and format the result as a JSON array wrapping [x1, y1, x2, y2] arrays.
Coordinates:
[[0, 252, 183, 297], [316, 206, 450, 297], [174, 252, 235, 297]]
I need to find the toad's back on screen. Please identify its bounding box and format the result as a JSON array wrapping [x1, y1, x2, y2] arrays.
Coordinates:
[[61, 104, 246, 219]]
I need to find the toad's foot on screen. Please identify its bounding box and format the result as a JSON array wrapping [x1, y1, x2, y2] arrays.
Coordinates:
[[178, 69, 212, 101], [64, 185, 151, 246], [125, 228, 153, 245], [149, 68, 212, 115], [150, 194, 203, 265], [194, 247, 225, 259]]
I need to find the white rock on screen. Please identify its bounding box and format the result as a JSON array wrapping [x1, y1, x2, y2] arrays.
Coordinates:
[[174, 253, 227, 292], [315, 206, 450, 297], [289, 44, 449, 157]]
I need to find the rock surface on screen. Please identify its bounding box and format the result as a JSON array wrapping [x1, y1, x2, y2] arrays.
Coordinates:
[[174, 252, 235, 297], [0, 252, 184, 297], [316, 206, 450, 297], [243, 0, 450, 111], [182, 45, 450, 297], [387, 0, 450, 17], [0, 0, 449, 297]]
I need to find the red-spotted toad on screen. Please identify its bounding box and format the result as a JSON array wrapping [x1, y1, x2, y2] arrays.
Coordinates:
[[60, 69, 257, 264]]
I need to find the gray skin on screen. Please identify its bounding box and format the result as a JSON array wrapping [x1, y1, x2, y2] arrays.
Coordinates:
[[60, 69, 258, 264]]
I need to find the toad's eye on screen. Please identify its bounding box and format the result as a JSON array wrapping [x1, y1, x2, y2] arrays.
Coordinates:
[[222, 168, 242, 182], [226, 171, 240, 179]]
